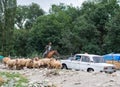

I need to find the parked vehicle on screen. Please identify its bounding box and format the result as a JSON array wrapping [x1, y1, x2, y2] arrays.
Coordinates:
[[61, 53, 116, 73]]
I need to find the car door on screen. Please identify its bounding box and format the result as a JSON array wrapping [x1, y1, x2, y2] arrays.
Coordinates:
[[69, 55, 81, 70], [80, 56, 90, 71], [65, 57, 75, 68]]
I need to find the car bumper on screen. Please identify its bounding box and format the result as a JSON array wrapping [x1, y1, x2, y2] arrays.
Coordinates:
[[102, 69, 116, 73]]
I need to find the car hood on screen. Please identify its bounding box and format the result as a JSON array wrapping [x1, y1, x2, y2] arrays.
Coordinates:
[[60, 59, 71, 62], [60, 59, 69, 61]]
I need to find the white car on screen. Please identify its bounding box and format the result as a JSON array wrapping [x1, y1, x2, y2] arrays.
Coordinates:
[[61, 53, 116, 73]]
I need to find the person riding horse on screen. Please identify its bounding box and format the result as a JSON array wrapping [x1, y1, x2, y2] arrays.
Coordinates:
[[43, 42, 52, 58], [45, 50, 59, 58]]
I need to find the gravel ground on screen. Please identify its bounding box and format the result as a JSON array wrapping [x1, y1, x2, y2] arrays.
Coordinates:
[[0, 63, 120, 87]]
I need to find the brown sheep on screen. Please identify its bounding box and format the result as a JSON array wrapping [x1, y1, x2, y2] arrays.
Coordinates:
[[2, 57, 11, 66], [33, 57, 39, 61], [40, 58, 51, 68], [49, 58, 62, 69], [54, 60, 62, 69], [32, 59, 41, 68], [6, 59, 16, 69], [25, 59, 34, 69], [16, 58, 28, 70], [0, 77, 5, 86]]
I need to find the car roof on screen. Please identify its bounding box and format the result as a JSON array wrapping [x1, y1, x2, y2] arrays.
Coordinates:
[[75, 53, 102, 57]]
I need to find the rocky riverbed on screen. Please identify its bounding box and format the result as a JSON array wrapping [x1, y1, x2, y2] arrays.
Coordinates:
[[0, 63, 120, 87]]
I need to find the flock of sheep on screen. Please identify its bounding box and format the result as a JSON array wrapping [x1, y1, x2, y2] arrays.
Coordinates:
[[2, 57, 62, 70]]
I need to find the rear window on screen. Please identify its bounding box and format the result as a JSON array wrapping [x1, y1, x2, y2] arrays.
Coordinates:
[[93, 56, 105, 63]]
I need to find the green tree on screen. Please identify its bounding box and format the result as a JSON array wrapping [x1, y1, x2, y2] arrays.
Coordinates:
[[0, 0, 16, 56], [7, 0, 120, 57], [105, 8, 120, 53], [13, 29, 30, 56], [15, 3, 44, 29], [32, 4, 80, 55], [76, 0, 119, 54]]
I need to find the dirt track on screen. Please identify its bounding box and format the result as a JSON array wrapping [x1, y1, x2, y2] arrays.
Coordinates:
[[0, 63, 120, 87]]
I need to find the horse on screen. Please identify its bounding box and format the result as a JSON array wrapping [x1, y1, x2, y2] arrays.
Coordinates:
[[44, 50, 59, 58]]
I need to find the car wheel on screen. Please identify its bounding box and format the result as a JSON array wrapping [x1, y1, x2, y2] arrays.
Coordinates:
[[109, 72, 113, 74], [105, 72, 113, 74], [87, 68, 94, 72], [61, 64, 68, 69]]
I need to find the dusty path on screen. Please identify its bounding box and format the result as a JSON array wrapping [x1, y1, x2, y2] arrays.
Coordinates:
[[0, 63, 120, 87]]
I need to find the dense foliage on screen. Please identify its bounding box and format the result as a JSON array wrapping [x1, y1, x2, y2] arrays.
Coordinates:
[[0, 0, 16, 56], [0, 0, 120, 57]]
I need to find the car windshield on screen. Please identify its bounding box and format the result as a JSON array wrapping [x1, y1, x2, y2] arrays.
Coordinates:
[[93, 56, 105, 63]]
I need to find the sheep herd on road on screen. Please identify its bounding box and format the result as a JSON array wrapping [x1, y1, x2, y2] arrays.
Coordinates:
[[2, 57, 62, 70]]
